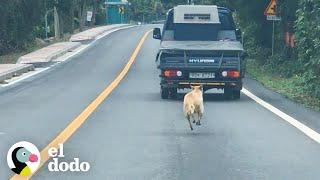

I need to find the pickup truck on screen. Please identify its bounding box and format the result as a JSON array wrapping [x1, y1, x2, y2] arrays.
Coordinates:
[[153, 5, 247, 100]]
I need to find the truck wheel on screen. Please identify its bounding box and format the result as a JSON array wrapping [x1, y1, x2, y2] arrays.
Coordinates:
[[161, 87, 169, 99], [224, 88, 233, 99], [169, 88, 178, 99], [224, 88, 241, 100], [233, 90, 241, 100]]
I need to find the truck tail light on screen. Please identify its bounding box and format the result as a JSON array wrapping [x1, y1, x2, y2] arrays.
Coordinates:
[[164, 70, 182, 77], [222, 71, 240, 78], [228, 71, 240, 78]]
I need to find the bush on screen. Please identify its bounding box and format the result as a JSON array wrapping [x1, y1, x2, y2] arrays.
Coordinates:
[[0, 0, 44, 55], [295, 0, 320, 98]]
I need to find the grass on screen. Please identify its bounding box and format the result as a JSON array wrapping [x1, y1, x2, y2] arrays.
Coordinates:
[[0, 53, 25, 64], [247, 59, 320, 111], [0, 42, 42, 64]]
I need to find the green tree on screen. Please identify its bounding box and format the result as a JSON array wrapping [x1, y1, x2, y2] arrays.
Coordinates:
[[295, 0, 320, 98], [0, 0, 43, 54]]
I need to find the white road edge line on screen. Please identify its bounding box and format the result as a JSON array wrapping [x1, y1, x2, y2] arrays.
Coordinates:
[[242, 88, 320, 143], [1, 25, 136, 88], [1, 67, 51, 87]]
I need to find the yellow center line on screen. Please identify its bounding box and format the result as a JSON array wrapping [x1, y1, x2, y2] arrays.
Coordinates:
[[11, 30, 152, 180]]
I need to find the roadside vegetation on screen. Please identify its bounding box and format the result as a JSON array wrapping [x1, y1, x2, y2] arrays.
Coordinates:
[[247, 60, 320, 111], [229, 0, 320, 111], [0, 0, 105, 63], [0, 0, 319, 110]]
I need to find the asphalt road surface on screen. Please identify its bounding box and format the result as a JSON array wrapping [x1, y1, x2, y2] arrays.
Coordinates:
[[1, 25, 320, 180]]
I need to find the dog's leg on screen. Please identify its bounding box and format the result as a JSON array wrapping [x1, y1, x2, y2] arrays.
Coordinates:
[[194, 107, 201, 126], [187, 115, 194, 131], [196, 119, 201, 126], [192, 114, 196, 123], [197, 103, 204, 126], [196, 111, 202, 126], [199, 103, 204, 119], [198, 111, 203, 120]]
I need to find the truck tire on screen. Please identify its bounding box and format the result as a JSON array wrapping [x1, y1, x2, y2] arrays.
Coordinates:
[[224, 88, 240, 100], [224, 88, 233, 99], [169, 88, 178, 99], [161, 87, 169, 99], [233, 90, 241, 100]]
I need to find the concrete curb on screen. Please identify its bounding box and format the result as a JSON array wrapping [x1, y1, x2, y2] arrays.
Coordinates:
[[17, 42, 81, 66], [0, 64, 34, 83], [70, 24, 130, 43]]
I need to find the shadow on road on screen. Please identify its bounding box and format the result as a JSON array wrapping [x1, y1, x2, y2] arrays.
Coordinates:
[[167, 93, 248, 103], [151, 131, 215, 137], [122, 92, 250, 103]]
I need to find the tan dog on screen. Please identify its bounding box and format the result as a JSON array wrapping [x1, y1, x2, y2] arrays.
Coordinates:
[[183, 85, 204, 130]]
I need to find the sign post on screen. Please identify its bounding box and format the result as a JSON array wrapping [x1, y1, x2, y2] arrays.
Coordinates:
[[272, 20, 275, 56], [264, 0, 281, 56], [119, 6, 125, 24]]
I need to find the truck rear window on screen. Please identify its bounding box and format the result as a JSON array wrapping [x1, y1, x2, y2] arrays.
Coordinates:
[[174, 24, 220, 41]]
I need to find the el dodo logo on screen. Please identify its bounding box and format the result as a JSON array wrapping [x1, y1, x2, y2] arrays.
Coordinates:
[[7, 141, 40, 176], [48, 144, 90, 172]]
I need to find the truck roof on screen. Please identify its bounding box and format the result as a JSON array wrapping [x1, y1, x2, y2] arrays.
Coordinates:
[[160, 41, 244, 51], [173, 5, 220, 24], [167, 6, 233, 15]]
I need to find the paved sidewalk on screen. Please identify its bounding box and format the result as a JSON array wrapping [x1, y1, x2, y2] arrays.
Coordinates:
[[1, 24, 131, 83], [70, 24, 129, 42], [0, 64, 34, 83], [17, 42, 81, 65]]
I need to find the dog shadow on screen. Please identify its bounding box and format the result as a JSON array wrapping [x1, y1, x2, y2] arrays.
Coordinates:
[[136, 91, 249, 103], [152, 131, 215, 137]]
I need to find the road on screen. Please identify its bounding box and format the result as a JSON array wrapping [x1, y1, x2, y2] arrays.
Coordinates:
[[1, 25, 320, 180]]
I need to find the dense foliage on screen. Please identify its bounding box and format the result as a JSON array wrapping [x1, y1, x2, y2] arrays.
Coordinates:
[[0, 0, 104, 55], [295, 0, 320, 98], [0, 1, 43, 54]]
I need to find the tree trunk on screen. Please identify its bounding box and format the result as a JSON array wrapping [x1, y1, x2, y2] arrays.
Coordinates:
[[91, 0, 98, 26], [79, 0, 87, 31], [70, 1, 75, 33], [54, 6, 60, 39]]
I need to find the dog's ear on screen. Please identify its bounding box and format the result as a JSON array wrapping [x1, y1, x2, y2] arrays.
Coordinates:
[[190, 85, 195, 90]]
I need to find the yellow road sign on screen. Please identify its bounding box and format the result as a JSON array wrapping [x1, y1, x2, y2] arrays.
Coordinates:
[[119, 6, 125, 14], [264, 0, 277, 16]]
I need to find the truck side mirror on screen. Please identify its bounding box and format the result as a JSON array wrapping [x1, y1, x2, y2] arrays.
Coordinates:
[[153, 28, 162, 40], [235, 28, 242, 41]]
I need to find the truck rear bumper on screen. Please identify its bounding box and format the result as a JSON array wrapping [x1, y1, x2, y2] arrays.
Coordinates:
[[161, 79, 243, 90]]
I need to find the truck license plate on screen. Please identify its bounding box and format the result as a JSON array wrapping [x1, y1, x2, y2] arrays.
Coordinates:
[[189, 72, 215, 79]]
